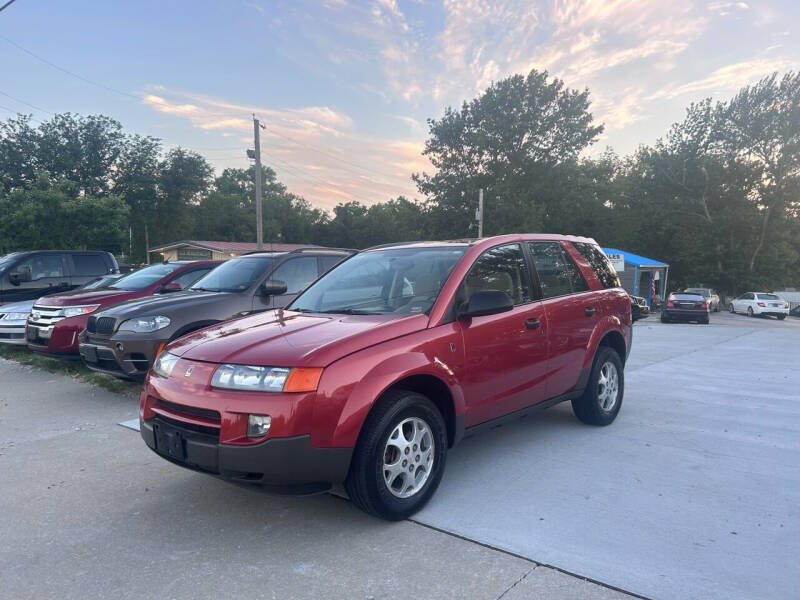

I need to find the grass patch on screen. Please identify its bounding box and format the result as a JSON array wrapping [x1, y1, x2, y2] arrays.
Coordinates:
[[0, 344, 139, 394]]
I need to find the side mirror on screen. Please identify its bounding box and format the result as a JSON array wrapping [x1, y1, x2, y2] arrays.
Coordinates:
[[9, 266, 32, 285], [161, 282, 183, 293], [457, 290, 513, 319], [261, 279, 288, 297]]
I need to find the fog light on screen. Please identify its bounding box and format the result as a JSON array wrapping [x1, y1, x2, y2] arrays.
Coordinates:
[[247, 414, 271, 438]]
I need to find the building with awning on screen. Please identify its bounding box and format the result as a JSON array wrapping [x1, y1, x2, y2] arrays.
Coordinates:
[[149, 240, 320, 262], [602, 248, 669, 306]]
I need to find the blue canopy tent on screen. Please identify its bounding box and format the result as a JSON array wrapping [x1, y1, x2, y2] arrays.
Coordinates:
[[601, 248, 669, 307]]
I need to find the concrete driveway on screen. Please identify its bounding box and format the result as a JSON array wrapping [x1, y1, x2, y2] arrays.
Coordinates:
[[416, 312, 800, 600], [0, 312, 797, 599]]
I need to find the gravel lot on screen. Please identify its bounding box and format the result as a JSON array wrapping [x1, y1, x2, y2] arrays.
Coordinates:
[[0, 311, 797, 599]]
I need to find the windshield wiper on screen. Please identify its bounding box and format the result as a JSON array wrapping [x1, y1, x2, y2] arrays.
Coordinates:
[[191, 287, 219, 292], [317, 307, 376, 315]]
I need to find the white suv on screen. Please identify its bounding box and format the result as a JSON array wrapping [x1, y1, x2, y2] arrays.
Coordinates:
[[730, 292, 789, 320]]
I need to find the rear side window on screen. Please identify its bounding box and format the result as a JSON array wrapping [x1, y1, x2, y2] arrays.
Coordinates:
[[465, 244, 533, 306], [529, 242, 588, 299], [73, 254, 108, 276], [572, 242, 620, 289], [270, 256, 319, 295]]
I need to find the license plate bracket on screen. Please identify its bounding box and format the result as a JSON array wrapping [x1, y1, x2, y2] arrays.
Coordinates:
[[26, 325, 39, 341], [154, 422, 186, 461]]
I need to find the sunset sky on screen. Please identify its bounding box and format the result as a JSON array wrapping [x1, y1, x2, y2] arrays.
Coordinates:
[[1, 0, 798, 210]]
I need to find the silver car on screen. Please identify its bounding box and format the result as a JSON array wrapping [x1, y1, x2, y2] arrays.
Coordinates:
[[0, 299, 33, 345], [684, 288, 720, 312]]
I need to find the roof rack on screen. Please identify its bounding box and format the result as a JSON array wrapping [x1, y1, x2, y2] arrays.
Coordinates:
[[287, 247, 358, 255], [364, 239, 478, 251], [242, 247, 358, 256]]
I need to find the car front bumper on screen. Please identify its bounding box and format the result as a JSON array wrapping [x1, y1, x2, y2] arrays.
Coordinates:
[[79, 331, 165, 379], [140, 417, 353, 492], [0, 320, 26, 345]]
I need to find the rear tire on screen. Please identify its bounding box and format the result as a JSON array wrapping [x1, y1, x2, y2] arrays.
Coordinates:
[[572, 346, 624, 426], [747, 307, 754, 318], [660, 314, 669, 323], [778, 315, 786, 321], [701, 316, 709, 324], [345, 390, 447, 521]]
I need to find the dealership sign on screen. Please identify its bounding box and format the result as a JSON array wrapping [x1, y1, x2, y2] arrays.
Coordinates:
[[605, 253, 625, 272]]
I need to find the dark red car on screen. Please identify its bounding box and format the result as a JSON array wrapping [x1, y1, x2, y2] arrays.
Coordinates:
[[26, 261, 221, 357], [140, 235, 631, 520]]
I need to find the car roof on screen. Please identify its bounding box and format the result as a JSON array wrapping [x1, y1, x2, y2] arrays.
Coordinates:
[[364, 233, 598, 252]]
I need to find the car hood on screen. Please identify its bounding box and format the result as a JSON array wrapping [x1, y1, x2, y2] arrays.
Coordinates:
[[36, 288, 150, 307], [93, 290, 229, 319], [0, 299, 34, 314], [169, 309, 430, 368]]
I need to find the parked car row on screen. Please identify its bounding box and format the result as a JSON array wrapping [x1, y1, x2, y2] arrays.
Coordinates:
[[1, 236, 634, 521]]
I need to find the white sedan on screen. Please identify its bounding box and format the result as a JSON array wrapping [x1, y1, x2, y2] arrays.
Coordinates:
[[730, 292, 790, 320]]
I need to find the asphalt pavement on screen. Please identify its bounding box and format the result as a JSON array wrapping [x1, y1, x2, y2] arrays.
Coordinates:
[[1, 311, 797, 599]]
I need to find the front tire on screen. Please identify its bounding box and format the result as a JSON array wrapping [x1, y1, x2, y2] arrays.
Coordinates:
[[572, 346, 624, 426], [345, 390, 447, 521], [729, 304, 735, 314]]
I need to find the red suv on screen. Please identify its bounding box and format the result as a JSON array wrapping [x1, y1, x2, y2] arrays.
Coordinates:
[[140, 235, 631, 520], [26, 261, 220, 357]]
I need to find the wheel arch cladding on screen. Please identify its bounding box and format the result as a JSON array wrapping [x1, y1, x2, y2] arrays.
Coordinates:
[[313, 350, 464, 448], [597, 329, 627, 365]]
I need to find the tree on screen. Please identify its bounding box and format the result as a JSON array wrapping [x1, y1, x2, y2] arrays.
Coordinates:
[[114, 135, 162, 261], [153, 148, 213, 246], [415, 69, 603, 237]]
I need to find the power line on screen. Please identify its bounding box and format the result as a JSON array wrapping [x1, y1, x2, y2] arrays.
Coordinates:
[[0, 34, 141, 100], [0, 89, 53, 115], [0, 0, 19, 14], [0, 104, 41, 124]]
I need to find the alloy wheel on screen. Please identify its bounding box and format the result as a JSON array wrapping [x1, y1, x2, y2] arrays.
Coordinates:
[[597, 361, 619, 411], [382, 417, 435, 498]]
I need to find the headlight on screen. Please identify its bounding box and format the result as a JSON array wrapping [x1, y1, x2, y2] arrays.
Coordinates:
[[1, 312, 29, 321], [60, 304, 100, 318], [118, 315, 171, 333], [211, 365, 323, 392], [153, 352, 179, 378]]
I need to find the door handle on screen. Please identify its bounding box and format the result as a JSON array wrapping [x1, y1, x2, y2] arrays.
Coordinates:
[[584, 307, 596, 317], [525, 317, 541, 329]]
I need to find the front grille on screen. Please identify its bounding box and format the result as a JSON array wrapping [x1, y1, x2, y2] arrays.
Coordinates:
[[91, 316, 116, 335], [28, 305, 63, 327], [154, 414, 220, 438], [156, 399, 221, 423]]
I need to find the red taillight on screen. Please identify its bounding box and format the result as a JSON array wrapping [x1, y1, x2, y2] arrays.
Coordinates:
[[757, 302, 766, 307], [785, 303, 790, 309], [666, 302, 675, 308], [700, 302, 708, 310]]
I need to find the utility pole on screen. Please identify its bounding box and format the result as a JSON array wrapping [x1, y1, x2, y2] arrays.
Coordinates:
[[476, 188, 484, 238], [145, 223, 150, 265], [253, 115, 264, 250]]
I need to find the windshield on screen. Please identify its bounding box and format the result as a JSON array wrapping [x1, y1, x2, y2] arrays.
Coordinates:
[[290, 247, 467, 315], [757, 293, 780, 300], [109, 263, 184, 291], [190, 255, 275, 292], [82, 275, 123, 289]]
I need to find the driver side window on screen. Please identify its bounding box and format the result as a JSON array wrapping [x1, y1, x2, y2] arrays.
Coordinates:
[[464, 244, 532, 306], [269, 257, 319, 295], [17, 255, 64, 281]]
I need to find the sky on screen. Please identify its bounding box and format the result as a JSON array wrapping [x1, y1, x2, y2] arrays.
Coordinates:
[[1, 0, 798, 211]]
